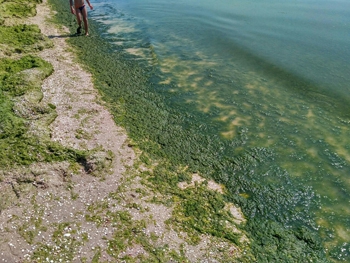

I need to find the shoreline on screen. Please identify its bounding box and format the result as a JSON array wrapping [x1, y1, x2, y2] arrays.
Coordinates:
[[1, 0, 337, 261], [0, 0, 137, 260], [0, 0, 249, 261]]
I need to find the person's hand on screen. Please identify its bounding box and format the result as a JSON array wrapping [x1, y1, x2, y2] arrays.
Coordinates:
[[70, 6, 76, 14], [89, 4, 93, 10]]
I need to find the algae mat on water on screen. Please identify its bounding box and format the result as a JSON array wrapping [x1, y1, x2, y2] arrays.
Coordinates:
[[49, 0, 331, 262]]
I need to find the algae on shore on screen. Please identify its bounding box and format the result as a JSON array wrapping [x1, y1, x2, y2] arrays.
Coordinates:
[[1, 1, 240, 262], [0, 0, 333, 261], [0, 0, 90, 213], [47, 0, 332, 261]]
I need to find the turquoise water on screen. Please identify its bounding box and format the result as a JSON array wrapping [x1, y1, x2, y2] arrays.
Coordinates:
[[86, 0, 350, 260]]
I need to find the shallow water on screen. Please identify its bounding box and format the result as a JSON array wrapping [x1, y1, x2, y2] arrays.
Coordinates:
[[87, 0, 350, 260]]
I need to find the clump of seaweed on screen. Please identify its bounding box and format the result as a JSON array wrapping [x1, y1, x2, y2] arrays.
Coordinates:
[[0, 0, 41, 21], [0, 0, 52, 55], [0, 24, 53, 54]]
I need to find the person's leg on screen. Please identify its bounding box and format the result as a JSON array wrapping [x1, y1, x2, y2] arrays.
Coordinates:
[[75, 8, 82, 34], [81, 7, 89, 35]]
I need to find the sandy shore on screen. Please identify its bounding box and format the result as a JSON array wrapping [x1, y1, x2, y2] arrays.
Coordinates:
[[0, 0, 136, 261]]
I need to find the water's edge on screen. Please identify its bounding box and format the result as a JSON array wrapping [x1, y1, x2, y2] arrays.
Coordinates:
[[48, 0, 339, 261]]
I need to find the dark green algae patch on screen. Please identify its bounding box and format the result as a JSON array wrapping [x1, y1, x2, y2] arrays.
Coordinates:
[[49, 0, 332, 262]]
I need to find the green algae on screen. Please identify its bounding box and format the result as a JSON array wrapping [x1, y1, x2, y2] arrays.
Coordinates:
[[0, 2, 36, 19], [0, 55, 53, 96], [0, 0, 42, 20], [48, 0, 333, 261], [175, 187, 240, 245], [0, 56, 50, 142], [0, 0, 52, 54], [0, 55, 89, 169], [146, 165, 243, 247], [247, 220, 326, 263], [84, 203, 190, 262], [0, 24, 53, 54]]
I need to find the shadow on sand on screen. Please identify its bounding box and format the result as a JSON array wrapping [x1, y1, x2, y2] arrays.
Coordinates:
[[48, 33, 82, 39]]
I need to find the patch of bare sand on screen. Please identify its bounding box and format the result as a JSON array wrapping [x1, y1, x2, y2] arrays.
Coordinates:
[[0, 1, 248, 262]]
